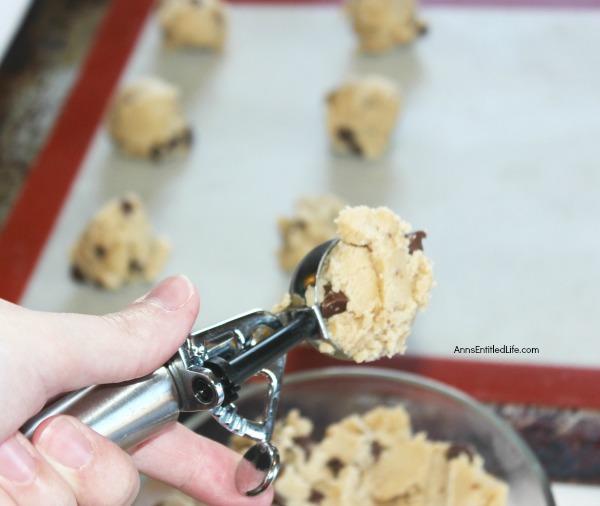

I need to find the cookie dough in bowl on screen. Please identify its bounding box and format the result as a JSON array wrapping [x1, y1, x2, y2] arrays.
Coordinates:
[[138, 368, 555, 506], [248, 405, 508, 506]]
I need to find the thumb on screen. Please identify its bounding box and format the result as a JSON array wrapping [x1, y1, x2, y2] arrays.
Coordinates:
[[1, 275, 199, 441]]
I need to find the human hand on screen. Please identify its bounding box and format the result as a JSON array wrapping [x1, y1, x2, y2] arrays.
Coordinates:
[[0, 275, 273, 506]]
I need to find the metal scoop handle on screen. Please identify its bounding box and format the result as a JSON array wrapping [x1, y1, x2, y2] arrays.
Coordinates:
[[21, 367, 180, 449], [20, 308, 321, 495], [21, 238, 342, 495]]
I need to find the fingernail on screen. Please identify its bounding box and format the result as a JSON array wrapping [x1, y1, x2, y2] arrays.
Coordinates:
[[0, 434, 35, 484], [143, 275, 194, 311], [38, 417, 93, 469]]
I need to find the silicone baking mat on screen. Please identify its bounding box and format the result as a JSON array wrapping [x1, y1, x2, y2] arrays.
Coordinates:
[[1, 0, 600, 408]]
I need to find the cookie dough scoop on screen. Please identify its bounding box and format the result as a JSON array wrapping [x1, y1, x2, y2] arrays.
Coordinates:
[[20, 239, 354, 497], [284, 238, 351, 359]]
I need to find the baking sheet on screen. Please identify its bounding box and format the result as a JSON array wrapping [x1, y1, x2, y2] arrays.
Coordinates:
[[18, 4, 600, 370], [0, 4, 596, 501], [0, 0, 31, 63]]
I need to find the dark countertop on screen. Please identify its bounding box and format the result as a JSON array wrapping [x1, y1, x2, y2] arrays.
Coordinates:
[[0, 0, 109, 228]]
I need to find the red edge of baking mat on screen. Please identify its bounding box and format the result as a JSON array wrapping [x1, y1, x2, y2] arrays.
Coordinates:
[[286, 348, 600, 410], [1, 0, 600, 409], [0, 0, 156, 304]]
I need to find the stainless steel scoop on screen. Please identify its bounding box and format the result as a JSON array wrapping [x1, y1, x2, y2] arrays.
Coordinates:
[[21, 238, 349, 496]]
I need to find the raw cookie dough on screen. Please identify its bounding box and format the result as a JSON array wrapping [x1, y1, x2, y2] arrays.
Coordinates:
[[158, 0, 227, 50], [278, 194, 346, 272], [346, 0, 427, 53], [266, 406, 509, 506], [326, 76, 400, 159], [149, 406, 508, 506], [107, 76, 192, 160], [70, 193, 170, 290], [313, 205, 433, 362]]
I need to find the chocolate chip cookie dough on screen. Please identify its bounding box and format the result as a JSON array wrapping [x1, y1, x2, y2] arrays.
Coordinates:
[[326, 76, 400, 159], [149, 406, 507, 506], [70, 193, 170, 289], [346, 0, 427, 53], [107, 76, 192, 160], [266, 406, 509, 506], [278, 194, 346, 273], [158, 0, 227, 51], [313, 205, 433, 363]]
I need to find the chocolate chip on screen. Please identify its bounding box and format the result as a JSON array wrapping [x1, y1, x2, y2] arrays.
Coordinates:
[[167, 136, 180, 150], [445, 443, 475, 462], [405, 230, 427, 254], [336, 127, 363, 156], [129, 259, 144, 273], [70, 265, 85, 282], [320, 284, 348, 318], [292, 436, 313, 460], [370, 440, 385, 461], [149, 144, 163, 161], [291, 219, 308, 231], [326, 457, 345, 477], [94, 244, 107, 259], [416, 20, 429, 36], [309, 489, 325, 503], [167, 128, 193, 152], [181, 127, 193, 146], [121, 199, 134, 215]]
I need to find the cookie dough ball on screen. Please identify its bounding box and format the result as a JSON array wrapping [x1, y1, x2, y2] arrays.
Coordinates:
[[70, 193, 171, 290], [326, 76, 400, 159], [158, 0, 227, 50], [270, 406, 508, 506], [315, 206, 433, 362], [277, 194, 346, 273], [346, 0, 427, 53], [107, 76, 192, 160]]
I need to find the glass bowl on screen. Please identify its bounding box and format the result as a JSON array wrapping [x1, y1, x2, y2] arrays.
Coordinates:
[[189, 366, 555, 506]]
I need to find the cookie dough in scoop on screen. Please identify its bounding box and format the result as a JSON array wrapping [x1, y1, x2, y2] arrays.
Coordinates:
[[315, 206, 433, 362]]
